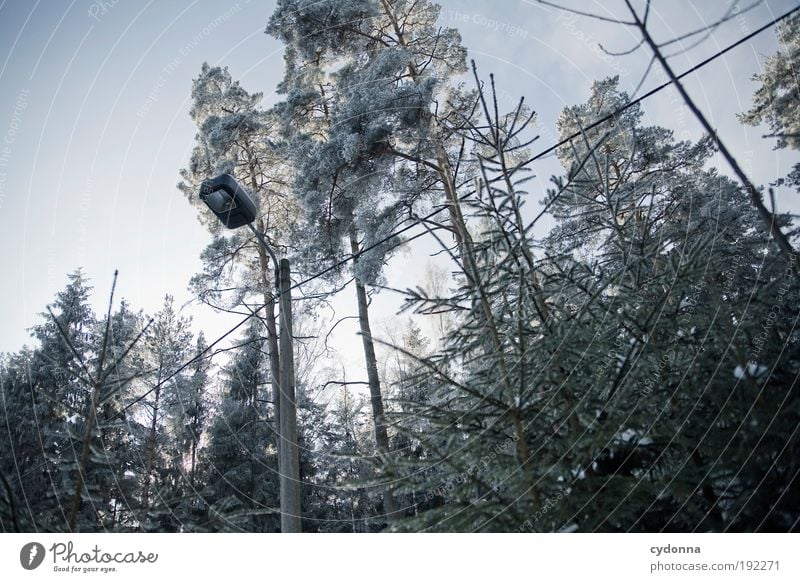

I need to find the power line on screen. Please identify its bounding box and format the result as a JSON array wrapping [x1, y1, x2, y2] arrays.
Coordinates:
[[290, 2, 800, 294], [122, 4, 799, 413], [518, 2, 800, 167]]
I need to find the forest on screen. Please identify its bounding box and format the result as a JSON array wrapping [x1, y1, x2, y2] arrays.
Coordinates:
[[1, 0, 799, 533]]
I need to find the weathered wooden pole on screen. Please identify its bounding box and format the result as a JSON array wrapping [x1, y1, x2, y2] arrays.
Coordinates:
[[278, 258, 302, 532]]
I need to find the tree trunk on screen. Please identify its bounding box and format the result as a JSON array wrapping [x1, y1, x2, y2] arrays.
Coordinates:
[[190, 439, 197, 489], [349, 226, 399, 520], [255, 218, 281, 455]]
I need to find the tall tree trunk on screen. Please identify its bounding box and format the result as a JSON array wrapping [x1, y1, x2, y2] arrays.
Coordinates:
[[255, 218, 281, 456], [379, 0, 471, 262], [245, 162, 281, 450], [190, 439, 197, 489], [349, 226, 399, 520]]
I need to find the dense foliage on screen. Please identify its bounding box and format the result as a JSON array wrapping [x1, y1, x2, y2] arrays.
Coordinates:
[[1, 3, 798, 533]]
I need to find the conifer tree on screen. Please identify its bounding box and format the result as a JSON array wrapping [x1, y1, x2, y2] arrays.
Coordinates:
[[1, 272, 152, 532], [384, 73, 800, 532], [267, 0, 473, 519], [26, 270, 97, 530], [137, 295, 194, 530], [86, 298, 147, 530], [179, 64, 296, 444], [201, 320, 279, 532], [0, 349, 41, 530], [739, 13, 800, 190]]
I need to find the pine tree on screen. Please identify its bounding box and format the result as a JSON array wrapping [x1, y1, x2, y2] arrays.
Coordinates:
[[158, 332, 211, 529], [0, 272, 152, 532], [26, 270, 97, 531], [383, 319, 436, 518], [179, 63, 297, 447], [544, 77, 799, 531], [739, 13, 800, 190], [0, 348, 41, 531], [311, 383, 381, 532], [90, 298, 147, 530], [137, 295, 194, 531], [377, 78, 546, 531], [267, 0, 472, 520], [201, 320, 279, 531], [184, 334, 210, 489]]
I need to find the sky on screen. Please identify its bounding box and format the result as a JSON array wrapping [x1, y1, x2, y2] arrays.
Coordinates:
[[1, 0, 798, 373]]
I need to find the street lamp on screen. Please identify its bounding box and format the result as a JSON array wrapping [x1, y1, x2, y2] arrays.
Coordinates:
[[199, 173, 302, 533], [199, 174, 279, 269], [199, 173, 258, 229]]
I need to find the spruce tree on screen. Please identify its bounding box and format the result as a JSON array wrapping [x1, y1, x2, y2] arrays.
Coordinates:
[[383, 73, 800, 532], [137, 295, 194, 531], [201, 320, 279, 532]]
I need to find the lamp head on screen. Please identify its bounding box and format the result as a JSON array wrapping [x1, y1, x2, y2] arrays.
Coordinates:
[[199, 174, 258, 229]]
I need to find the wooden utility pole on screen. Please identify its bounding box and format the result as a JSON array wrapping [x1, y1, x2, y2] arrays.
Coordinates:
[[278, 258, 302, 532]]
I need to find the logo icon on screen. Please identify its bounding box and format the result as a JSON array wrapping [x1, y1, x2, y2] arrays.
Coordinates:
[[20, 542, 45, 570]]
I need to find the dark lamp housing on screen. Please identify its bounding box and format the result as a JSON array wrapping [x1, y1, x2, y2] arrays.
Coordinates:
[[199, 173, 258, 228]]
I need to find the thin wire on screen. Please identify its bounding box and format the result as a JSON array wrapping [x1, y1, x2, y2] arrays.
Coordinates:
[[291, 2, 800, 294], [121, 5, 799, 414], [517, 2, 800, 168]]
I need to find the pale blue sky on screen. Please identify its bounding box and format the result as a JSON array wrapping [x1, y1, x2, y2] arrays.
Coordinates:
[[1, 0, 798, 357]]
